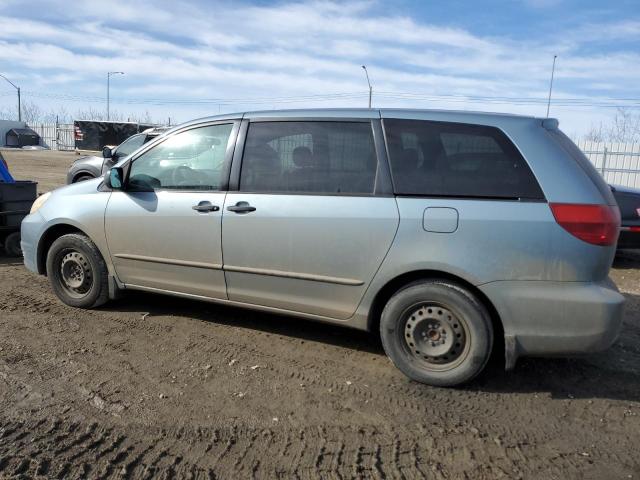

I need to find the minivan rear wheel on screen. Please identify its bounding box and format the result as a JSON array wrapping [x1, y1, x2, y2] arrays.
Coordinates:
[[380, 280, 493, 387], [46, 233, 109, 309]]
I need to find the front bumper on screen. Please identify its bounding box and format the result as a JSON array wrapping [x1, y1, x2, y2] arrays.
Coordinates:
[[20, 211, 46, 274], [480, 278, 624, 360]]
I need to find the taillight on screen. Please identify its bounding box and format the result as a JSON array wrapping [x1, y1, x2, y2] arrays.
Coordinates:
[[630, 226, 640, 233], [549, 203, 620, 246]]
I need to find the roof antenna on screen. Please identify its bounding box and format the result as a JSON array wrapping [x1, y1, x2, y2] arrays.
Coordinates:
[[546, 55, 557, 118]]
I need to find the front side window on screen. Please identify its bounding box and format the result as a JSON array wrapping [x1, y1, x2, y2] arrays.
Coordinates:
[[240, 121, 377, 194], [384, 119, 544, 200], [128, 124, 233, 191]]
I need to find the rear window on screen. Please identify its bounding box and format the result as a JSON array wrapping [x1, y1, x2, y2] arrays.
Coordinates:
[[384, 119, 544, 200]]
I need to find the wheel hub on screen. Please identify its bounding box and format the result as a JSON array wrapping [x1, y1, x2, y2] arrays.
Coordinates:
[[404, 305, 465, 364], [60, 251, 91, 292]]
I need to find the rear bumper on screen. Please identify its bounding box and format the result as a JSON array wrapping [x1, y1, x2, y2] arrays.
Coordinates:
[[480, 278, 624, 360]]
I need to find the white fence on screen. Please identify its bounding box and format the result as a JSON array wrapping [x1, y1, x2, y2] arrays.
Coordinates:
[[26, 122, 75, 151], [575, 140, 640, 189]]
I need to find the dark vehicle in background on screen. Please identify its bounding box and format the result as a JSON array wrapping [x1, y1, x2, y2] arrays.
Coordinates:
[[66, 127, 169, 184], [612, 184, 640, 249], [0, 151, 37, 256]]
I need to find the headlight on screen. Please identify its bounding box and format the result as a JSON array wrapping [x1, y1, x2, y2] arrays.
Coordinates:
[[30, 192, 52, 214]]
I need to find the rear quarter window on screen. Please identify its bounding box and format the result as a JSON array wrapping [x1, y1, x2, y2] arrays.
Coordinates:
[[383, 119, 544, 200]]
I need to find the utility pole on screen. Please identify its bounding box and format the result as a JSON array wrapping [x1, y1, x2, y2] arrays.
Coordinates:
[[107, 71, 124, 121], [0, 73, 21, 122], [361, 65, 373, 108], [546, 55, 557, 118]]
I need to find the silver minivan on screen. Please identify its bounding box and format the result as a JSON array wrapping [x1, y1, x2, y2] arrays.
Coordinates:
[[21, 109, 624, 387]]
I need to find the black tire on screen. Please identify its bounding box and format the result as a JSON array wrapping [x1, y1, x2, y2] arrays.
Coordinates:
[[46, 233, 109, 308], [380, 280, 493, 387], [74, 174, 94, 183], [4, 232, 22, 257]]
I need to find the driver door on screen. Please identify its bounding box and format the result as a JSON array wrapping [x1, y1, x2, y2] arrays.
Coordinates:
[[105, 121, 238, 299]]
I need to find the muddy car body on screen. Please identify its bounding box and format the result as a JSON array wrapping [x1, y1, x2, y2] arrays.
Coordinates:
[[21, 108, 624, 386]]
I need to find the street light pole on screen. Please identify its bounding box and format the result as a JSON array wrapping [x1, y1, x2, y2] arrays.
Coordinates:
[[361, 65, 372, 108], [0, 73, 21, 122], [546, 55, 557, 118], [107, 71, 124, 121]]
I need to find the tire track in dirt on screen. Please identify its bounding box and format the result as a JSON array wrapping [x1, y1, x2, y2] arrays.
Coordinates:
[[100, 306, 501, 422], [4, 415, 638, 479], [7, 283, 499, 426], [0, 417, 483, 478], [4, 282, 636, 465]]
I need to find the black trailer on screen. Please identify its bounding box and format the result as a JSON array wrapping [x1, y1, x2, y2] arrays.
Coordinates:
[[0, 180, 37, 256]]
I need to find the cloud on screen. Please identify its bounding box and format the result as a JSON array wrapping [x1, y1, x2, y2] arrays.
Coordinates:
[[0, 0, 638, 134]]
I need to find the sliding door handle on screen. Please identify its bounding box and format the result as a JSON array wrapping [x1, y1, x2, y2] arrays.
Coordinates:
[[227, 201, 256, 214]]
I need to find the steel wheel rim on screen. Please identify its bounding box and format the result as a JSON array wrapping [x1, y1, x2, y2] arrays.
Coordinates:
[[401, 303, 470, 371], [59, 250, 93, 298]]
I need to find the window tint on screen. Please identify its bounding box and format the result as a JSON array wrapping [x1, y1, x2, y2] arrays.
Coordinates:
[[116, 134, 145, 158], [128, 124, 233, 191], [240, 121, 377, 194], [384, 119, 544, 199]]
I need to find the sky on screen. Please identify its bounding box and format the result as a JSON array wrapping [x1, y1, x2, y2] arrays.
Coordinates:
[[0, 0, 639, 136]]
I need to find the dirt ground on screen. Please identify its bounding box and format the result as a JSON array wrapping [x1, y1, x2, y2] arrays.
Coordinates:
[[1, 150, 639, 479]]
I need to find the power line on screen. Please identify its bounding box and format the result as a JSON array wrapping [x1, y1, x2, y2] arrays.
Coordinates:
[[20, 90, 369, 105], [9, 89, 640, 109]]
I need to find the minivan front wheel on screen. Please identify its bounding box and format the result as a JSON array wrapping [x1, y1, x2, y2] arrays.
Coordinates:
[[46, 233, 109, 309], [380, 280, 493, 387]]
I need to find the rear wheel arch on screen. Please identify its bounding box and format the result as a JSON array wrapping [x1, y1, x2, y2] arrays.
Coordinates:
[[367, 270, 504, 357], [37, 224, 87, 275]]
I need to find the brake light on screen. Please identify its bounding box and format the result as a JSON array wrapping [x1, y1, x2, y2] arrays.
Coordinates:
[[549, 203, 620, 246], [631, 226, 640, 233]]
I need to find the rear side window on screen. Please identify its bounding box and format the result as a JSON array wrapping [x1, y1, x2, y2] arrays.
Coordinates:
[[384, 119, 544, 200], [240, 121, 377, 194]]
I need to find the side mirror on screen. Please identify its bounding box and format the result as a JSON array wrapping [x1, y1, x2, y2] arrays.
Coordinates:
[[106, 167, 124, 190], [102, 146, 113, 159]]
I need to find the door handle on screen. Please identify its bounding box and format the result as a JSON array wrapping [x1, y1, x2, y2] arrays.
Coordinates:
[[192, 201, 219, 213], [227, 201, 256, 214]]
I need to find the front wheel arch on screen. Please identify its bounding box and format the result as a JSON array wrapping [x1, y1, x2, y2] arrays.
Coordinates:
[[72, 171, 96, 183], [37, 224, 87, 275]]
